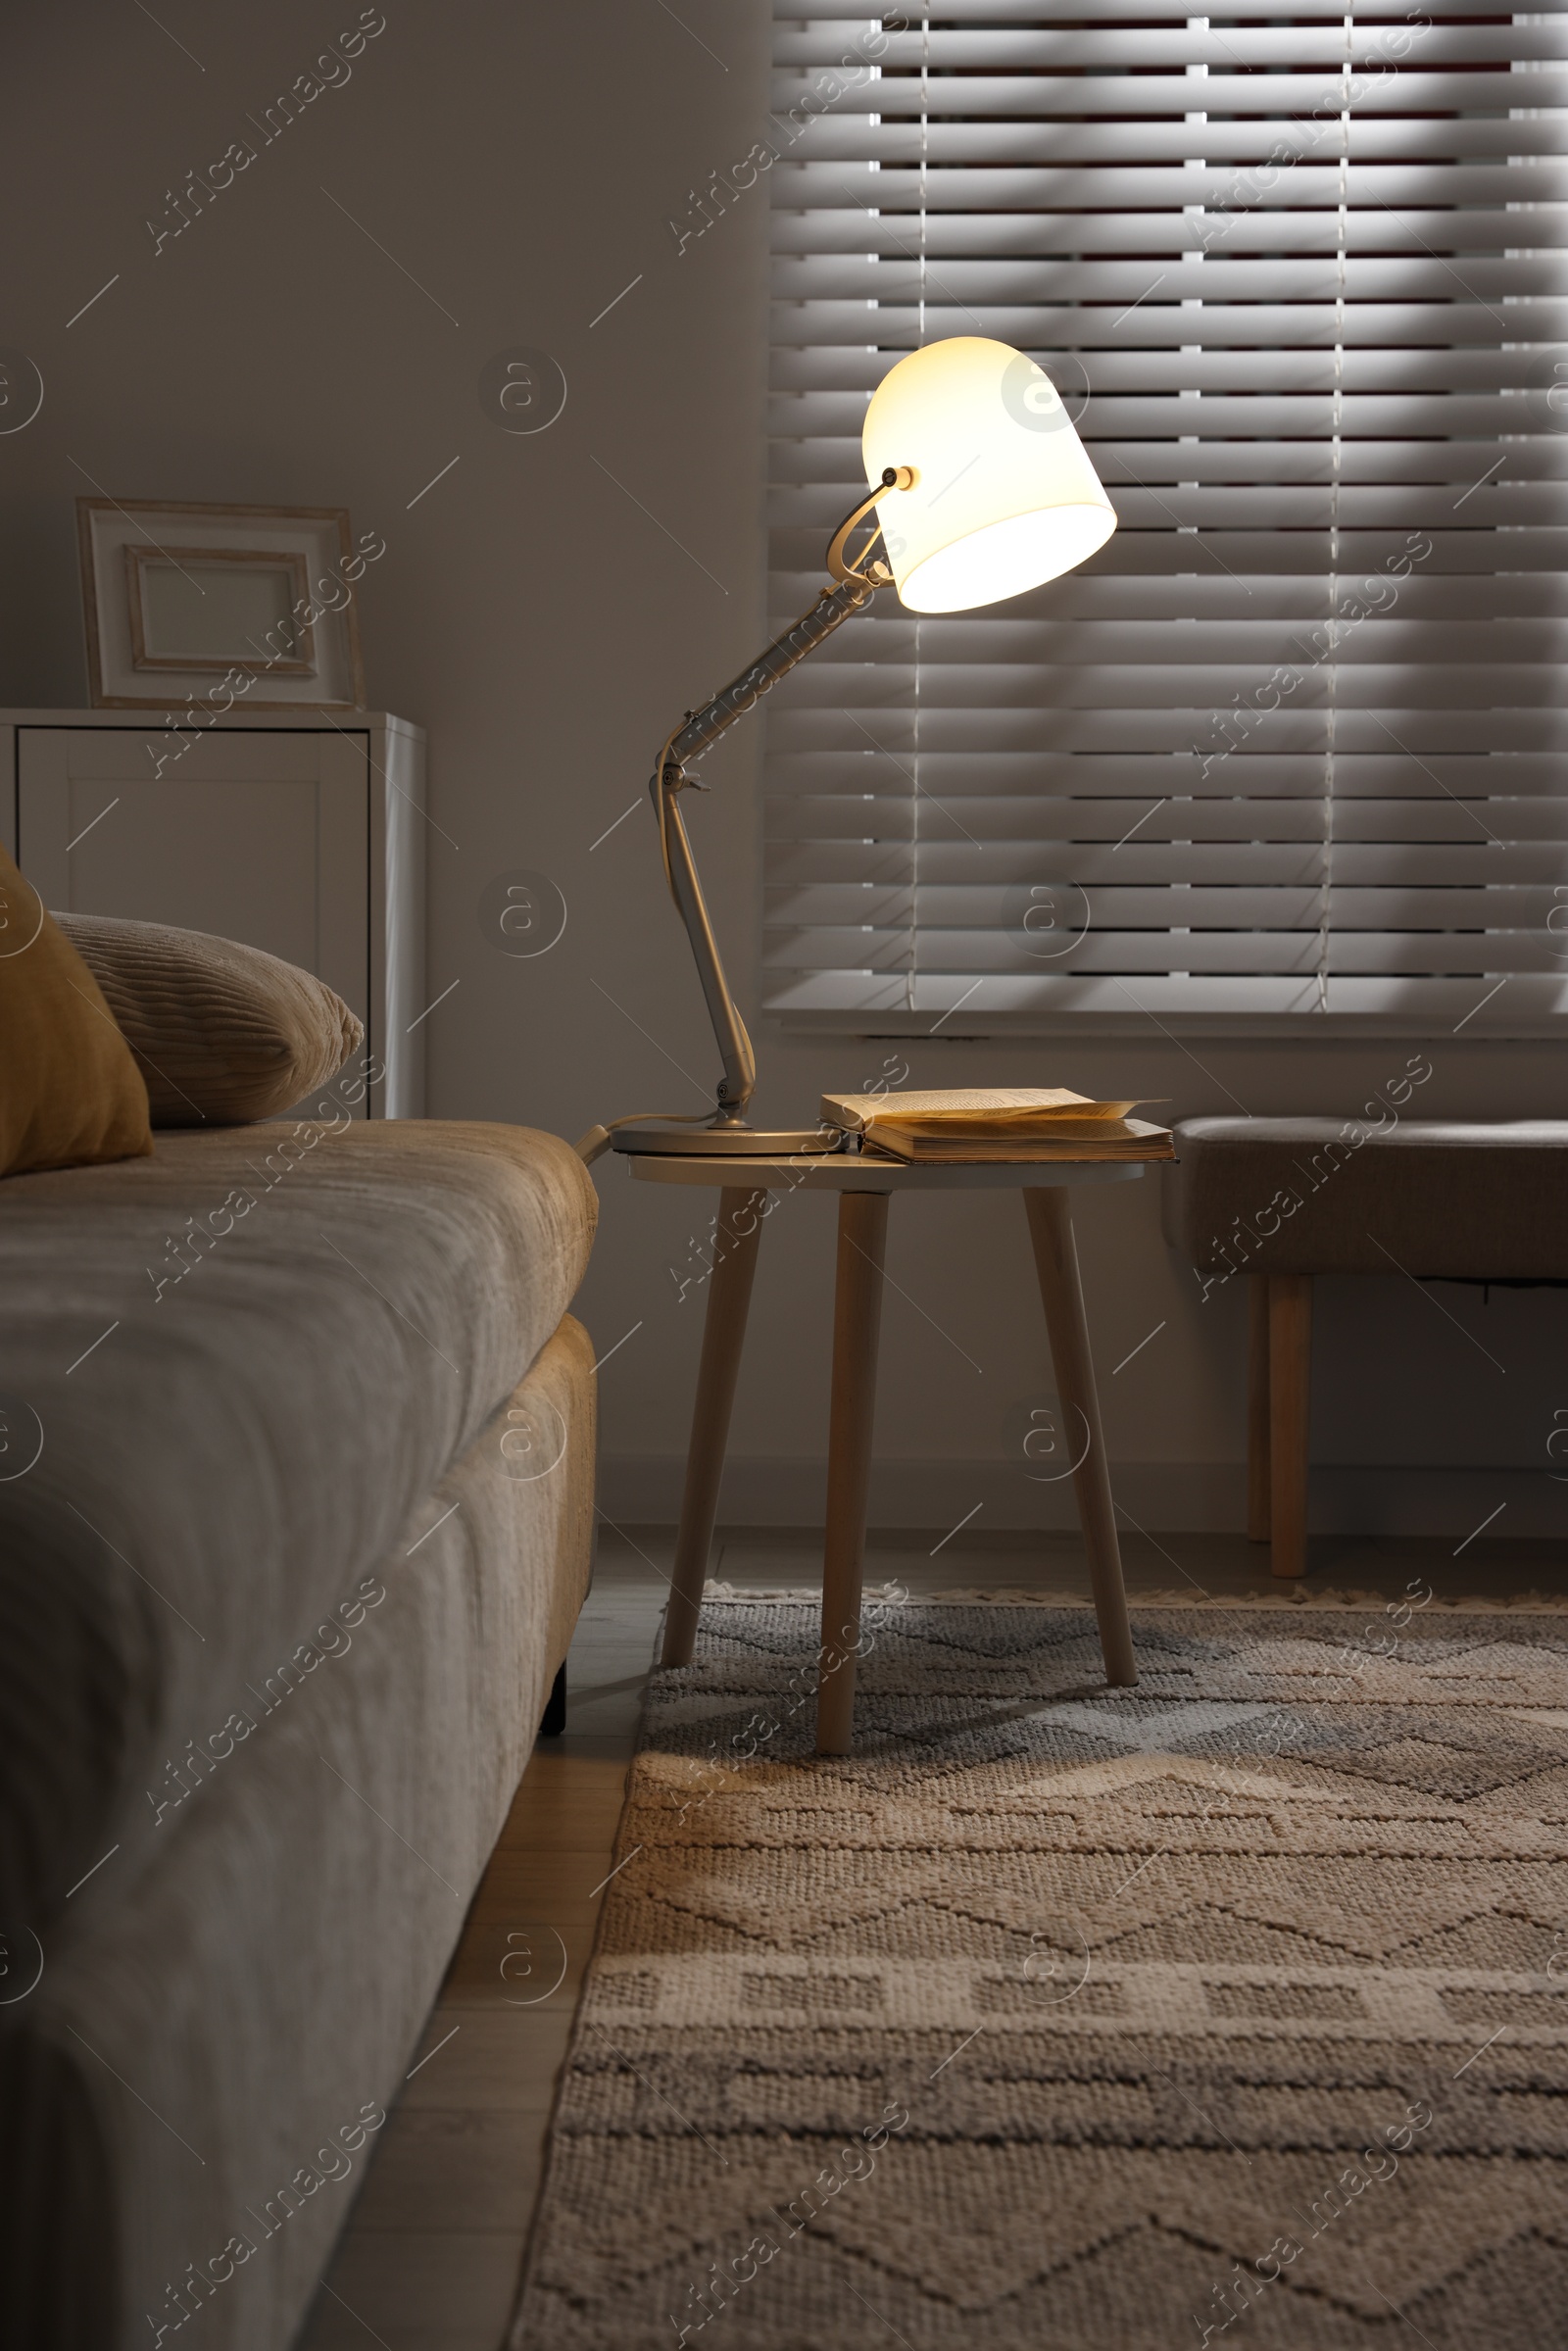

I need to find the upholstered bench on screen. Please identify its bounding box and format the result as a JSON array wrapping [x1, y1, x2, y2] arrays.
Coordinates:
[[1162, 1118, 1568, 1576]]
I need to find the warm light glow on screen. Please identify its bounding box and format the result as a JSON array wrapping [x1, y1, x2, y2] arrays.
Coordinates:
[[862, 337, 1117, 612]]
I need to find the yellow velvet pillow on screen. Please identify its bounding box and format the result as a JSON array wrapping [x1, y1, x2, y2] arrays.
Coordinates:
[[0, 847, 154, 1176]]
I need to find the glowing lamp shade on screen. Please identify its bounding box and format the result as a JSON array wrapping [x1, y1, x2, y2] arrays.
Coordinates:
[[862, 337, 1116, 613]]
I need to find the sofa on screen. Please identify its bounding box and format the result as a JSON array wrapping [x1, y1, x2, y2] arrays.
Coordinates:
[[0, 1109, 598, 2348]]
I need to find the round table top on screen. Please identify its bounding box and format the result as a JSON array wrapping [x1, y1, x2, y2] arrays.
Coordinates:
[[624, 1152, 1148, 1192]]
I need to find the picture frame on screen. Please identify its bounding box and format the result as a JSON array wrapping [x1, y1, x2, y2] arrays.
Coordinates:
[[76, 499, 368, 710]]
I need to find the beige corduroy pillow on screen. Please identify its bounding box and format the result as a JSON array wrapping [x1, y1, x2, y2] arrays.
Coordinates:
[[0, 848, 154, 1176], [54, 912, 365, 1128]]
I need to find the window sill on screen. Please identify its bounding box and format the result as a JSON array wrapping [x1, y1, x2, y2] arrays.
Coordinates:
[[769, 1008, 1568, 1046]]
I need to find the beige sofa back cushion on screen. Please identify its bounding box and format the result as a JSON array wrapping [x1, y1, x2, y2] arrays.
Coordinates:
[[55, 912, 364, 1128]]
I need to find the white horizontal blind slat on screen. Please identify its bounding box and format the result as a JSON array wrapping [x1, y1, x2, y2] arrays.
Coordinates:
[[775, 26, 1567, 64], [772, 1, 1561, 24], [761, 6, 1568, 1024]]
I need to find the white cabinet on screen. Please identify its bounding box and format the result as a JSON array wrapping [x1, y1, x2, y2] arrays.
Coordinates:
[[1, 710, 425, 1117]]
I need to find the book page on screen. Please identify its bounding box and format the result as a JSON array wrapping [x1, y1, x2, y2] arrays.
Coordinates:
[[822, 1088, 1151, 1129]]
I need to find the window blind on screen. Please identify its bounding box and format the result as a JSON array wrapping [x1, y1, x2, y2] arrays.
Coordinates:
[[762, 4, 1568, 1027]]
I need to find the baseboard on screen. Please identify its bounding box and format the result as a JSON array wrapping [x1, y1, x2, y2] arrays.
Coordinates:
[[598, 1456, 1568, 1539], [1305, 1467, 1565, 1541]]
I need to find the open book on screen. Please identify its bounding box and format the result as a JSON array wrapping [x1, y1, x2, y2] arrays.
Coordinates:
[[819, 1087, 1174, 1164]]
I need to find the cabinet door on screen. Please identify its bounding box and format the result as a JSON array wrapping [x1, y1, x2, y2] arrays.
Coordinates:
[[18, 727, 371, 1086]]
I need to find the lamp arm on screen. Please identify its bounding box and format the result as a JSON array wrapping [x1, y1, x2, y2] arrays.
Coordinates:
[[650, 566, 883, 1121], [645, 468, 912, 1125], [665, 569, 881, 773], [655, 781, 758, 1119]]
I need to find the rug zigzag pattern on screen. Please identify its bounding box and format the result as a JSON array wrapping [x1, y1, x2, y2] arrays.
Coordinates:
[[512, 1603, 1568, 2349]]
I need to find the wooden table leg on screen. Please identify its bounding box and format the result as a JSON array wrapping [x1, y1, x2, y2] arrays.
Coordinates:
[[1268, 1273, 1312, 1579], [659, 1190, 765, 1668], [816, 1190, 891, 1755], [1022, 1189, 1138, 1689]]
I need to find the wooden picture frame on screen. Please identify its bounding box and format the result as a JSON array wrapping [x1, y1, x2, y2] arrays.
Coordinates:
[[77, 500, 368, 710], [123, 544, 318, 674]]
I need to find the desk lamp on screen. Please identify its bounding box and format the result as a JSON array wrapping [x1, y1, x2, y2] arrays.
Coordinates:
[[604, 335, 1116, 1159]]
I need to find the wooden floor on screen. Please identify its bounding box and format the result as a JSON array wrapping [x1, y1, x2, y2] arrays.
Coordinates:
[[295, 1521, 1568, 2349]]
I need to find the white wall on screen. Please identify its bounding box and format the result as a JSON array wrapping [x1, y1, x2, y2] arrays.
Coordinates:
[[3, 0, 1563, 1537]]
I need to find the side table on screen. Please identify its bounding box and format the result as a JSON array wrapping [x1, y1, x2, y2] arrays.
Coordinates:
[[628, 1152, 1144, 1753]]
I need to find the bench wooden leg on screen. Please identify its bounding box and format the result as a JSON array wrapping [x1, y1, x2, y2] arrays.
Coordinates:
[[1024, 1188, 1138, 1688], [816, 1190, 891, 1756], [660, 1189, 765, 1668], [1267, 1273, 1312, 1579], [1248, 1274, 1271, 1542]]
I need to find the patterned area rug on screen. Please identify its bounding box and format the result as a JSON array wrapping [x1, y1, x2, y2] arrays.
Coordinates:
[[511, 1594, 1568, 2348]]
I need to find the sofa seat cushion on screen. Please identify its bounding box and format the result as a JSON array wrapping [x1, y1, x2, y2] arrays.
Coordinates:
[[3, 1318, 597, 2351], [0, 1120, 596, 1931], [1164, 1117, 1568, 1282]]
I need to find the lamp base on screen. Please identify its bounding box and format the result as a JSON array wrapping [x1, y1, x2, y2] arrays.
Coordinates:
[[612, 1119, 847, 1157]]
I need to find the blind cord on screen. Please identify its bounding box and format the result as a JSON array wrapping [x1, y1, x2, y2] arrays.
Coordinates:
[[907, 8, 931, 1014], [1319, 13, 1354, 1014]]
